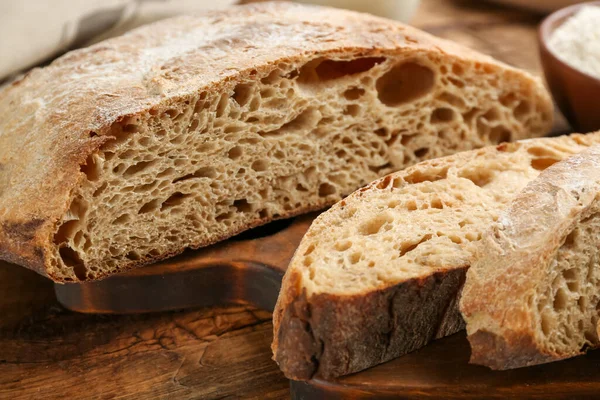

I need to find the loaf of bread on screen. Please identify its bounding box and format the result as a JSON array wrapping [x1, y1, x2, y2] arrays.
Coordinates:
[[0, 2, 552, 282], [272, 132, 600, 380], [461, 146, 600, 370]]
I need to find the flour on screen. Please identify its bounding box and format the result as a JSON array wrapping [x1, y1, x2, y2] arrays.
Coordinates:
[[548, 6, 600, 79]]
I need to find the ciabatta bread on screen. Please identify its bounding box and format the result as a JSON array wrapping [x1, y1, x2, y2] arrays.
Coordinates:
[[0, 2, 552, 281], [272, 132, 600, 380], [461, 146, 600, 370]]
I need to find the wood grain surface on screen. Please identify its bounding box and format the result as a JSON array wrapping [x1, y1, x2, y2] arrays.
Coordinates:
[[0, 1, 573, 399], [291, 331, 600, 399]]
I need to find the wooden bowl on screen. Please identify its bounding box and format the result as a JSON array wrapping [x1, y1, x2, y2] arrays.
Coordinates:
[[539, 2, 600, 133]]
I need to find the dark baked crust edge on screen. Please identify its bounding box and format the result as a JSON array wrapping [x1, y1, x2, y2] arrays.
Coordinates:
[[274, 267, 467, 380]]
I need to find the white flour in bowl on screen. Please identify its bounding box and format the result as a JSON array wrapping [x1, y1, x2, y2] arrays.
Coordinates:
[[548, 6, 600, 79]]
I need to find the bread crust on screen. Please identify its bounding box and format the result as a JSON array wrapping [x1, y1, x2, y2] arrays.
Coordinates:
[[0, 2, 552, 280], [461, 145, 600, 370], [274, 268, 465, 379]]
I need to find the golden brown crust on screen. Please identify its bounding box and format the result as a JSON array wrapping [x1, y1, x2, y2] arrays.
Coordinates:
[[0, 2, 552, 280]]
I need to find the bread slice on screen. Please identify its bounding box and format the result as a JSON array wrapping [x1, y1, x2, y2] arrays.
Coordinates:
[[0, 2, 552, 282], [272, 132, 600, 380], [460, 145, 600, 370]]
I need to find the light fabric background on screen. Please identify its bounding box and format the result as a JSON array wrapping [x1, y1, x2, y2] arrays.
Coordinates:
[[0, 0, 421, 82]]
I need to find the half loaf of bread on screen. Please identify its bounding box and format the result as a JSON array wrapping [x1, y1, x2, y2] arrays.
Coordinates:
[[0, 2, 552, 281], [461, 145, 600, 370], [272, 132, 600, 380]]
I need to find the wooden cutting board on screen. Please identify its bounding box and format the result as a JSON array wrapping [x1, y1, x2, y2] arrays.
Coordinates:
[[54, 213, 600, 399]]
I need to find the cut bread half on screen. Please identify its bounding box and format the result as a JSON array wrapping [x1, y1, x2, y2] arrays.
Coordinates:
[[461, 145, 600, 370], [272, 132, 600, 380], [0, 2, 552, 281]]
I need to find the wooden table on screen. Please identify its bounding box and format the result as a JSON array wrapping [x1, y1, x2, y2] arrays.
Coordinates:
[[0, 1, 570, 399]]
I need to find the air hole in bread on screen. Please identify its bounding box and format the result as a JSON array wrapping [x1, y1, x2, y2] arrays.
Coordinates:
[[123, 124, 139, 134], [564, 231, 578, 247], [335, 241, 352, 252], [261, 70, 281, 85], [399, 233, 433, 257], [227, 146, 243, 160], [165, 109, 179, 119], [448, 77, 465, 88], [344, 87, 365, 100], [53, 220, 79, 245], [261, 108, 321, 137], [303, 256, 313, 267], [298, 57, 386, 84], [438, 92, 466, 109], [462, 108, 480, 125], [93, 183, 108, 197], [349, 252, 362, 264], [374, 128, 388, 138], [452, 64, 465, 75], [81, 154, 101, 181], [123, 160, 156, 177], [458, 167, 494, 187], [541, 313, 553, 336], [194, 166, 217, 179], [369, 162, 392, 175], [567, 280, 580, 292], [318, 183, 336, 197], [554, 288, 569, 310], [344, 104, 361, 117], [304, 243, 316, 256], [189, 119, 200, 132], [431, 108, 456, 124], [531, 157, 560, 171], [113, 214, 132, 224], [296, 183, 309, 192], [59, 246, 86, 279], [161, 192, 190, 211], [578, 297, 588, 312], [403, 166, 448, 184], [251, 160, 269, 172], [376, 62, 435, 107], [489, 126, 512, 144], [514, 101, 531, 120], [126, 251, 141, 261], [139, 199, 161, 214], [414, 148, 429, 158], [216, 93, 229, 118], [449, 235, 462, 244], [360, 212, 394, 236], [482, 107, 501, 122], [430, 198, 443, 209], [233, 83, 255, 107], [233, 199, 253, 213]]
